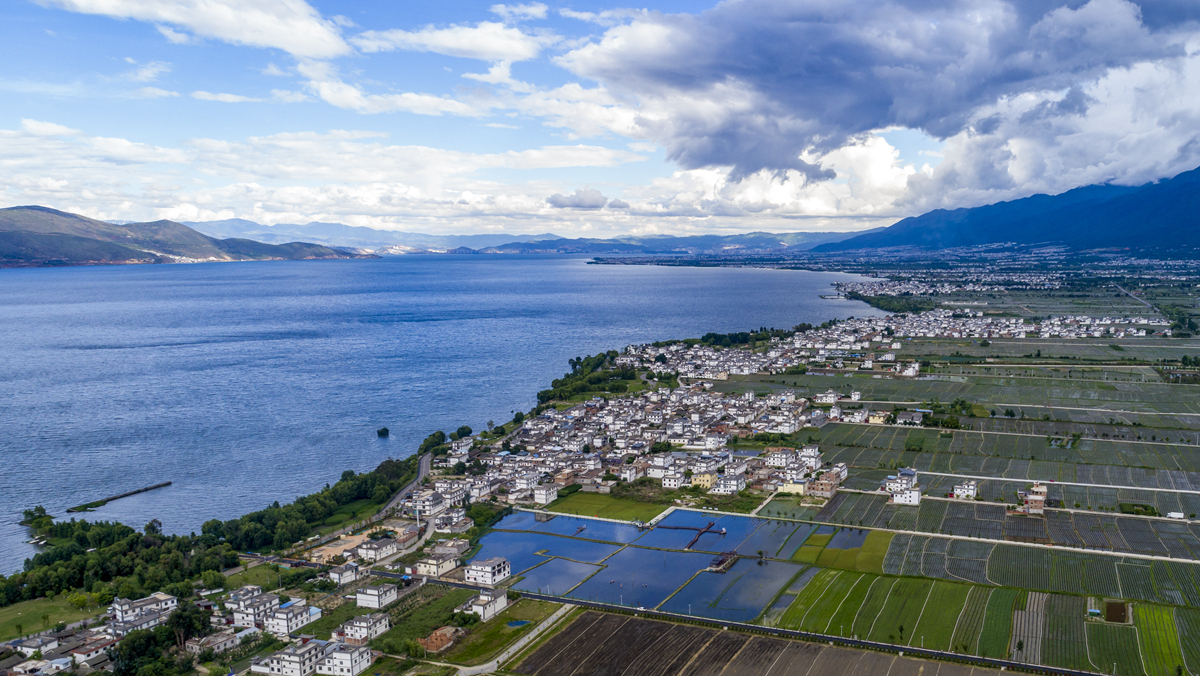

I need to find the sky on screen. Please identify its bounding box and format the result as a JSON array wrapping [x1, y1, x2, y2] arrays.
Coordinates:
[[2, 0, 1200, 237]]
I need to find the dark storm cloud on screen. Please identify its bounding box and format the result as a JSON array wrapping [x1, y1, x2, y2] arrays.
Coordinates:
[[560, 0, 1184, 181]]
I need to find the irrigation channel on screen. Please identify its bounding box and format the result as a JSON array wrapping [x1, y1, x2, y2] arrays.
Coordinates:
[[379, 575, 1115, 676]]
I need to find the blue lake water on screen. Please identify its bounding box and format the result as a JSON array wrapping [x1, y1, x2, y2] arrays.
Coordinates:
[[511, 558, 602, 595], [660, 558, 806, 622], [0, 255, 885, 572], [827, 528, 871, 549], [567, 546, 711, 608], [469, 531, 620, 573]]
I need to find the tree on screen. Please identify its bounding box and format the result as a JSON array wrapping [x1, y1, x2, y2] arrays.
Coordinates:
[[166, 602, 212, 649], [202, 570, 226, 590], [145, 519, 162, 536], [68, 592, 90, 610], [1017, 640, 1024, 653], [14, 623, 21, 637]]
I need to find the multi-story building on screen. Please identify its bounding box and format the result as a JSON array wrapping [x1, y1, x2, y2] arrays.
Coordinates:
[[265, 603, 322, 636], [108, 592, 177, 637], [464, 557, 511, 586], [356, 584, 398, 609], [265, 641, 326, 676], [460, 591, 508, 622], [316, 644, 373, 676], [333, 614, 390, 645]]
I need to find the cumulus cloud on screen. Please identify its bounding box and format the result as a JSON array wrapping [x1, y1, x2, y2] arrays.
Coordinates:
[[547, 188, 608, 208], [350, 21, 554, 62], [43, 0, 350, 58], [608, 198, 630, 208], [554, 0, 1187, 182]]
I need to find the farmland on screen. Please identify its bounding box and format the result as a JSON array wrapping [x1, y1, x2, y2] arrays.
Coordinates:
[[514, 611, 1006, 676]]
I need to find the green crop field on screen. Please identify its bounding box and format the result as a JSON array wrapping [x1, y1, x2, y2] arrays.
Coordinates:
[[799, 570, 865, 632], [909, 581, 971, 650], [856, 531, 893, 574], [545, 492, 666, 522], [949, 586, 991, 654], [1176, 607, 1200, 675], [867, 577, 934, 644], [851, 576, 896, 638], [1134, 604, 1187, 676], [1086, 622, 1144, 676], [779, 568, 841, 630], [1039, 594, 1091, 671], [977, 588, 1019, 659], [825, 573, 874, 637]]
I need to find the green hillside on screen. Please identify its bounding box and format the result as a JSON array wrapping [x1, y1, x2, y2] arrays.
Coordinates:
[[0, 206, 373, 267]]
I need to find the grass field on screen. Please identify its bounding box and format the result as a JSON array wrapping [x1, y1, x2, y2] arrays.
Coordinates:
[[1086, 622, 1144, 676], [225, 562, 286, 590], [545, 492, 666, 522], [856, 531, 893, 574], [1134, 604, 1187, 676], [0, 595, 103, 641], [868, 577, 934, 643], [950, 587, 991, 654], [778, 568, 841, 630], [909, 581, 971, 649], [442, 599, 560, 666], [977, 588, 1019, 659]]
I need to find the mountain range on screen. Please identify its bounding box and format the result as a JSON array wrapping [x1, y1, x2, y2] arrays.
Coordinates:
[[0, 206, 373, 267], [816, 165, 1200, 252], [182, 218, 873, 254]]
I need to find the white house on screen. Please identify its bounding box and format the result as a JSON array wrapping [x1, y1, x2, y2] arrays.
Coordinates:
[[464, 557, 511, 586], [356, 584, 398, 609], [953, 480, 978, 500], [662, 472, 685, 489], [265, 603, 321, 636], [334, 614, 390, 645], [709, 474, 746, 495], [460, 591, 508, 622], [765, 451, 793, 467], [316, 644, 373, 676], [893, 488, 921, 505], [357, 538, 399, 561], [329, 562, 359, 586], [533, 484, 558, 505], [265, 641, 326, 676], [414, 553, 457, 577], [108, 592, 178, 637]]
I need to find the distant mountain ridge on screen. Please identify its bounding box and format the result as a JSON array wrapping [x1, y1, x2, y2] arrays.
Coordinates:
[[0, 206, 373, 267], [182, 218, 876, 254], [183, 218, 560, 250], [816, 165, 1200, 252]]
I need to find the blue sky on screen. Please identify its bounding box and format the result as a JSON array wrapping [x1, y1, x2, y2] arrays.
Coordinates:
[[2, 0, 1199, 236]]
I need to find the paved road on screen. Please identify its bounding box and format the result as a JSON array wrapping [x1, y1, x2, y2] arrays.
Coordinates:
[[1114, 283, 1156, 310], [383, 452, 432, 516], [917, 469, 1200, 496]]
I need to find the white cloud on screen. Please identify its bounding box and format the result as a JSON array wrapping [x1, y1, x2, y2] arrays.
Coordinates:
[[136, 86, 180, 98], [547, 187, 608, 208], [261, 63, 289, 77], [192, 91, 262, 103], [155, 24, 193, 44], [297, 61, 485, 116], [350, 21, 555, 62], [490, 3, 548, 22], [43, 0, 350, 58], [21, 119, 83, 136], [127, 60, 171, 82], [486, 122, 519, 129], [270, 89, 307, 103], [558, 8, 645, 26]]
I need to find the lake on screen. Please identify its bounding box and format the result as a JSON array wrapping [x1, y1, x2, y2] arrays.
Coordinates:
[[0, 255, 885, 572]]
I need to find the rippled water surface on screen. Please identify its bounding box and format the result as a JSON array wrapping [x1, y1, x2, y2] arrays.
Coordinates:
[[0, 255, 885, 572]]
